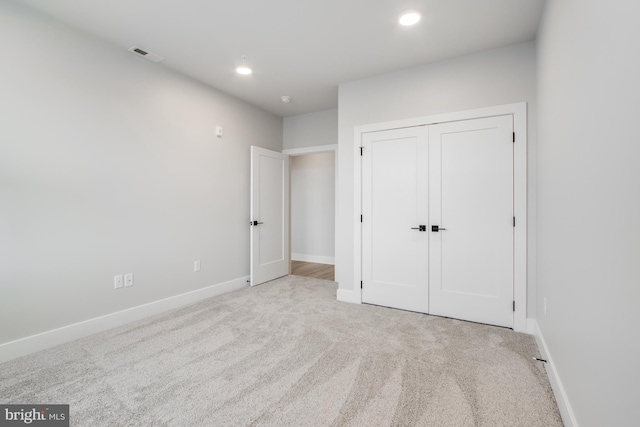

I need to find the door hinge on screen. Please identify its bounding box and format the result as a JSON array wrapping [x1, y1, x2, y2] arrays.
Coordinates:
[[360, 146, 364, 156], [513, 216, 516, 227], [513, 301, 516, 312], [512, 132, 515, 143], [361, 281, 363, 289], [360, 214, 363, 223]]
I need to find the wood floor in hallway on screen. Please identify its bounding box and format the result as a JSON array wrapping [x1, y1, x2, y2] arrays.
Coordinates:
[[291, 261, 334, 281]]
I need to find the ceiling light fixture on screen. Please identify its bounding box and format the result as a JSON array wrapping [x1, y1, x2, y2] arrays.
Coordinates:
[[399, 11, 421, 26], [236, 55, 252, 75], [236, 66, 252, 75], [281, 96, 291, 103]]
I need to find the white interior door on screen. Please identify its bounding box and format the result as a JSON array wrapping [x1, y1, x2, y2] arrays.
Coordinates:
[[428, 116, 514, 327], [361, 127, 429, 313], [250, 146, 289, 286]]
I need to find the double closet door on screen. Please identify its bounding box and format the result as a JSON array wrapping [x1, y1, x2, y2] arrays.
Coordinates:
[[361, 115, 514, 328]]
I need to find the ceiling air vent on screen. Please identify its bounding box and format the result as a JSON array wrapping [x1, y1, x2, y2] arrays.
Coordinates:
[[128, 46, 164, 63]]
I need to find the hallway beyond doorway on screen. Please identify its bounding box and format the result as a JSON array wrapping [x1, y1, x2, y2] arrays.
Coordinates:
[[291, 261, 334, 281]]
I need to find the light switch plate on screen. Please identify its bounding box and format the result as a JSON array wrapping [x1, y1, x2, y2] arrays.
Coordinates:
[[124, 273, 134, 287]]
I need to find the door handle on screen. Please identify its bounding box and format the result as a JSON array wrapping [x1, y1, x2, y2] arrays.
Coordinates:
[[411, 225, 427, 232], [251, 221, 264, 226], [431, 225, 447, 232]]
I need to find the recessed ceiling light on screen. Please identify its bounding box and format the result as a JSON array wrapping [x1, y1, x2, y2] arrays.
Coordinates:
[[236, 66, 252, 75], [399, 11, 421, 26]]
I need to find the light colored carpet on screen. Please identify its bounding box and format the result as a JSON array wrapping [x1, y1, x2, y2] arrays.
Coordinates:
[[0, 276, 562, 426]]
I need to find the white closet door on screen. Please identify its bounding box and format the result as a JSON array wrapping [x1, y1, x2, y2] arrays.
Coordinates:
[[361, 127, 429, 313], [428, 115, 514, 328]]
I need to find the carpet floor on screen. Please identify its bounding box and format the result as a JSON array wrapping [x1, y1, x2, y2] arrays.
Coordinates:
[[0, 276, 562, 426]]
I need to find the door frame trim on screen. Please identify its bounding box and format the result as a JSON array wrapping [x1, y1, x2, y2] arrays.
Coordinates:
[[283, 144, 338, 156], [351, 103, 528, 332], [283, 144, 339, 282]]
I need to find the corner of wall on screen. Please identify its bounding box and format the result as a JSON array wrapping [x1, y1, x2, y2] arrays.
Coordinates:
[[532, 320, 579, 427], [336, 288, 360, 305]]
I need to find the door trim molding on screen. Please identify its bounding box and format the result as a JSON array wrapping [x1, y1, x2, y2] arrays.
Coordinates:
[[283, 144, 339, 283], [351, 102, 528, 333], [282, 144, 337, 156]]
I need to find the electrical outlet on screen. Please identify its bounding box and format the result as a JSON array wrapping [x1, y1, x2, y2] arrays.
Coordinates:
[[124, 273, 134, 288], [114, 275, 124, 289], [194, 260, 201, 272], [544, 297, 547, 316]]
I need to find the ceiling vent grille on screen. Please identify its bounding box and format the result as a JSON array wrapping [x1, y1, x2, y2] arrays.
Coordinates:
[[128, 46, 164, 63]]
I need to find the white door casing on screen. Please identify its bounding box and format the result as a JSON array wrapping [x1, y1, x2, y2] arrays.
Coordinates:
[[361, 127, 429, 312], [360, 117, 514, 325], [250, 146, 290, 286], [282, 144, 339, 280], [351, 104, 526, 331], [428, 116, 514, 328]]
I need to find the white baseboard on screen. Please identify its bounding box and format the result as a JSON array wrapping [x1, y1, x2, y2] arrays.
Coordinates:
[[0, 276, 249, 364], [291, 253, 335, 265], [336, 288, 361, 304], [532, 320, 579, 427]]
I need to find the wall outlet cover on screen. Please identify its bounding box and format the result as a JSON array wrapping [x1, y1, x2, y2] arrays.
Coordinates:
[[114, 275, 124, 289]]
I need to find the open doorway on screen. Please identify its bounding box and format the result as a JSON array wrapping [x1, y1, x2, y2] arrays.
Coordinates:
[[286, 148, 336, 281]]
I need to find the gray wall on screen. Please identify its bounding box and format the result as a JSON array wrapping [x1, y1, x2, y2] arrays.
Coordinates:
[[290, 153, 335, 263], [0, 1, 282, 344], [283, 109, 338, 149], [537, 0, 640, 425], [337, 42, 538, 316]]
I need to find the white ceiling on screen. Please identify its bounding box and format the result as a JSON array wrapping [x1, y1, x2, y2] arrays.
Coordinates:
[[16, 0, 545, 117]]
